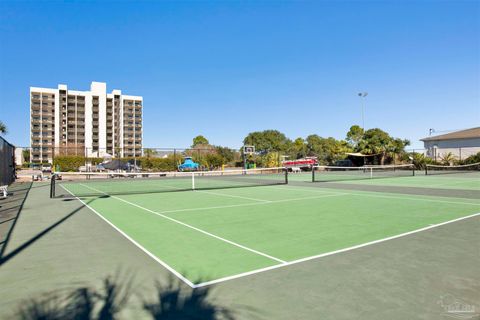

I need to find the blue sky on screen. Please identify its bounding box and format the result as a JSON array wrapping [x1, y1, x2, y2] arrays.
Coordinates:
[[0, 1, 478, 149]]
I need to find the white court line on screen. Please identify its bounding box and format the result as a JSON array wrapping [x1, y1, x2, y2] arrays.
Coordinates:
[[118, 179, 274, 203], [62, 183, 480, 289], [157, 193, 349, 215], [194, 212, 480, 288], [59, 185, 196, 288], [79, 184, 287, 264], [194, 189, 271, 203]]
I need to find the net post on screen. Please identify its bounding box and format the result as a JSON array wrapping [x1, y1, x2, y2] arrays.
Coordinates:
[[312, 167, 315, 182], [369, 167, 373, 179], [285, 167, 288, 184], [50, 174, 55, 198], [191, 172, 195, 190], [425, 166, 428, 175], [412, 165, 415, 176]]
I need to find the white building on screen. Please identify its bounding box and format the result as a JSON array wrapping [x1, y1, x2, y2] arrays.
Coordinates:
[[14, 148, 24, 166], [420, 127, 480, 161], [30, 82, 143, 163]]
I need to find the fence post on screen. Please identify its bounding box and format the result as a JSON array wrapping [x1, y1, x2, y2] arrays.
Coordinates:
[[174, 149, 177, 169]]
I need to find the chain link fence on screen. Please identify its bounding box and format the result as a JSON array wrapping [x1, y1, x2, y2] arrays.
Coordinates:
[[0, 137, 15, 185]]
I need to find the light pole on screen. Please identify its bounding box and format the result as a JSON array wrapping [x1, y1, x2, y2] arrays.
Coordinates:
[[357, 92, 368, 130], [358, 92, 368, 166]]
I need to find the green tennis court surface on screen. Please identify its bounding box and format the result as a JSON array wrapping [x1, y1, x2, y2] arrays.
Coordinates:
[[59, 172, 480, 287], [288, 171, 480, 190]]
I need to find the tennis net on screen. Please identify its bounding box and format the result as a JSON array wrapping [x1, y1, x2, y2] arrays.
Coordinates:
[[50, 167, 288, 198], [425, 163, 480, 175], [312, 164, 415, 183]]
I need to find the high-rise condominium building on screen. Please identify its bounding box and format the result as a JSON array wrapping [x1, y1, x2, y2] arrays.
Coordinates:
[[30, 82, 143, 163]]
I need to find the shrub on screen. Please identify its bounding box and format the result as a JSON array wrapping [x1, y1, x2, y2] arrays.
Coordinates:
[[460, 152, 480, 165], [140, 155, 179, 171], [87, 157, 103, 165], [258, 152, 280, 168], [411, 152, 435, 170], [53, 156, 86, 172]]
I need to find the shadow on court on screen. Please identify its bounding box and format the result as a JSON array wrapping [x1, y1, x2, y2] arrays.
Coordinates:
[[15, 274, 239, 320], [0, 182, 33, 260], [0, 194, 95, 267]]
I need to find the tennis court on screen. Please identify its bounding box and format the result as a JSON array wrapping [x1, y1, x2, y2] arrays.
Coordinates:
[[51, 166, 480, 288], [288, 164, 480, 190]]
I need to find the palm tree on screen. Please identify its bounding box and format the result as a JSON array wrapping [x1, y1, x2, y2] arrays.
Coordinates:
[[441, 152, 456, 166], [0, 120, 7, 134]]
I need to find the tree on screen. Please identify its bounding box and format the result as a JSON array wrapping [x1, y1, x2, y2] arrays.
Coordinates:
[[440, 152, 456, 166], [356, 128, 409, 165], [114, 147, 122, 158], [205, 153, 224, 169], [346, 125, 364, 147], [23, 149, 31, 162], [387, 138, 410, 163], [411, 152, 434, 169], [144, 148, 158, 158], [289, 137, 307, 159], [0, 120, 7, 134], [243, 130, 291, 153], [258, 152, 280, 168], [215, 146, 235, 164], [192, 135, 209, 147], [306, 135, 351, 165]]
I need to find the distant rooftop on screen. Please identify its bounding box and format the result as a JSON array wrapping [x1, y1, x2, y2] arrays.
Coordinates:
[[420, 127, 480, 141]]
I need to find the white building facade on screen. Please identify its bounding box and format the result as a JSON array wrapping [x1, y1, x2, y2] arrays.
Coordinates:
[[30, 82, 143, 163]]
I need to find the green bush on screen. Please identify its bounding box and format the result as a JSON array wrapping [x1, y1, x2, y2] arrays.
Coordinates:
[[22, 162, 32, 168], [460, 152, 480, 165], [53, 156, 86, 172], [205, 153, 224, 169], [87, 157, 103, 165], [140, 155, 179, 171], [257, 152, 281, 168], [411, 153, 436, 170]]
